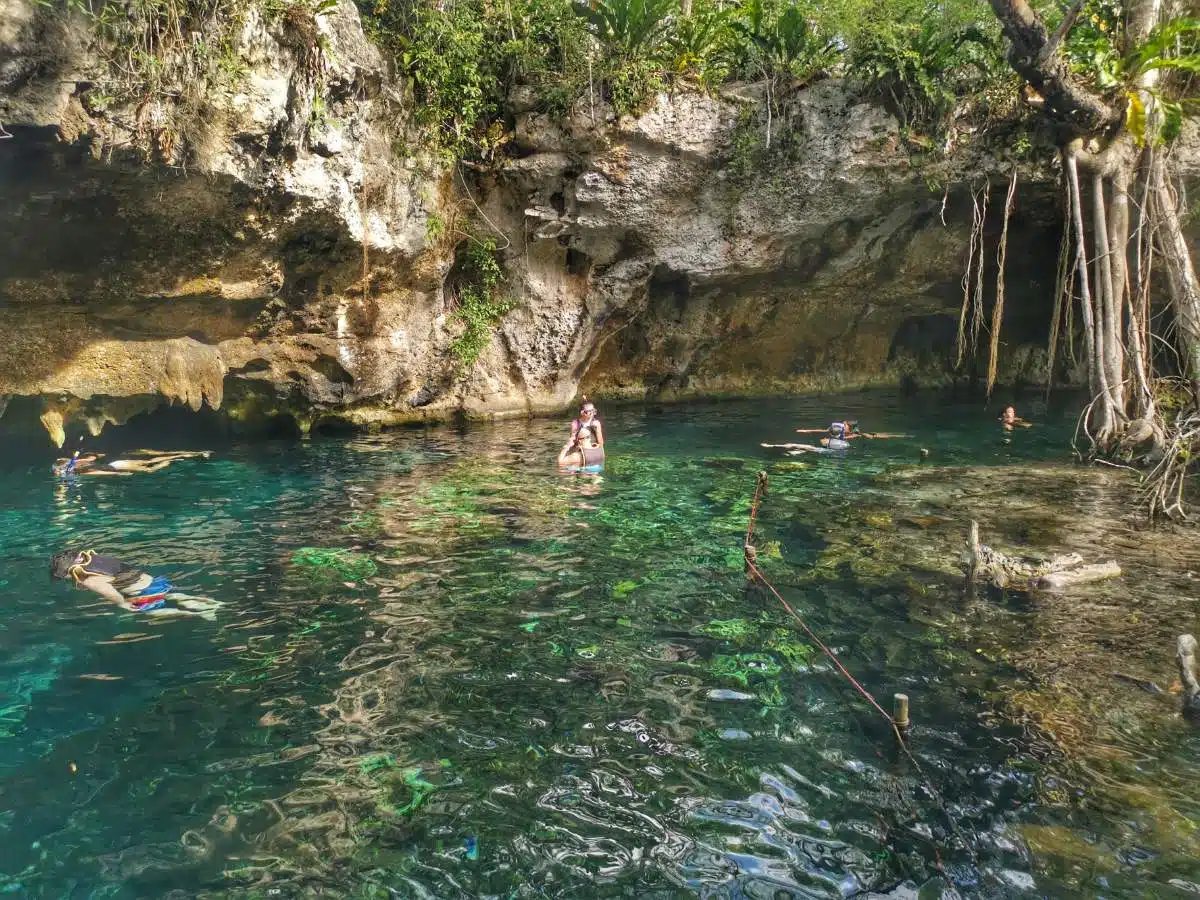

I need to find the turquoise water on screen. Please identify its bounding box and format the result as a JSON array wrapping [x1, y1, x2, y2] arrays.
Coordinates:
[[0, 394, 1196, 898]]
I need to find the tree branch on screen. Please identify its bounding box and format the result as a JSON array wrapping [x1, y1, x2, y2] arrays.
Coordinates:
[[1038, 0, 1085, 63], [987, 0, 1120, 136]]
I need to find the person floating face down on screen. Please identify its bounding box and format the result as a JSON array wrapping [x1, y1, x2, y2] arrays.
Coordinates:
[[821, 421, 856, 451], [558, 399, 605, 468], [762, 421, 861, 454], [51, 450, 211, 477], [49, 550, 221, 618], [764, 420, 910, 455]]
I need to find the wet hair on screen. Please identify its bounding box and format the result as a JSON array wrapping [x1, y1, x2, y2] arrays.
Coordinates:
[[49, 550, 81, 581]]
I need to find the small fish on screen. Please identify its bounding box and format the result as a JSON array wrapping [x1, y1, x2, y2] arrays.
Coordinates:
[[78, 674, 123, 681]]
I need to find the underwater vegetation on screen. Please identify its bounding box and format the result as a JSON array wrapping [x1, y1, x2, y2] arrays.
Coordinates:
[[291, 547, 379, 584]]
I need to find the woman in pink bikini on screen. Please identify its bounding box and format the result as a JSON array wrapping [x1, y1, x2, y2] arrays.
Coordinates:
[[558, 399, 605, 469]]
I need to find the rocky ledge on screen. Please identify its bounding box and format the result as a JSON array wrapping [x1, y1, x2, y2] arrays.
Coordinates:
[[1, 0, 1070, 445]]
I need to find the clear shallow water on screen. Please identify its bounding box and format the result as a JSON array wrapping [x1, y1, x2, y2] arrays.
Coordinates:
[[0, 393, 1196, 898]]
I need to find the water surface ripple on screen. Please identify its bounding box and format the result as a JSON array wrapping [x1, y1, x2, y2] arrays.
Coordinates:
[[0, 395, 1196, 898]]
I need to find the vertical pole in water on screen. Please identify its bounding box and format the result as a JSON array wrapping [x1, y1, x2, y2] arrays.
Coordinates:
[[965, 520, 980, 601], [893, 693, 910, 736]]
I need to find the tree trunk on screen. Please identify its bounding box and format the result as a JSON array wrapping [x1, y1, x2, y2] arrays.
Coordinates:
[[1093, 171, 1126, 412], [1152, 159, 1200, 404], [1066, 149, 1115, 436], [985, 0, 1118, 136]]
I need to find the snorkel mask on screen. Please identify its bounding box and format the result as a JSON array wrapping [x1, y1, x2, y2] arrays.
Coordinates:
[[49, 550, 83, 581]]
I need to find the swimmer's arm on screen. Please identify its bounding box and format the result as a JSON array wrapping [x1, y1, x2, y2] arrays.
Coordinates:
[[794, 428, 827, 434], [78, 576, 136, 609], [593, 421, 604, 447]]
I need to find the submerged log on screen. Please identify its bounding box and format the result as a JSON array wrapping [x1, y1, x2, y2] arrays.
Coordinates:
[[1177, 634, 1200, 718], [963, 520, 1122, 591], [1034, 562, 1123, 591]]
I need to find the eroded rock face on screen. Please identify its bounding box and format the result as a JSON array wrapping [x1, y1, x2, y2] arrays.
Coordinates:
[[0, 0, 1069, 445], [491, 84, 1067, 401]]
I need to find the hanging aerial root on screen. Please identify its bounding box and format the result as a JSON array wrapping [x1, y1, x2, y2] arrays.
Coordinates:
[[971, 186, 989, 357], [1139, 398, 1200, 521], [987, 169, 1018, 398], [1046, 172, 1073, 395], [957, 184, 985, 368]]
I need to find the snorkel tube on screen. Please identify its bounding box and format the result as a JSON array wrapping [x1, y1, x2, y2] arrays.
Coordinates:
[[53, 451, 81, 477]]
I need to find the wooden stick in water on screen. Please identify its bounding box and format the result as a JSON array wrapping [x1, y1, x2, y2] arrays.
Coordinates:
[[893, 693, 910, 734]]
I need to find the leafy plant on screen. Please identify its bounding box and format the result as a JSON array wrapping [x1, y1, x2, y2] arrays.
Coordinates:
[[849, 17, 999, 130], [668, 0, 733, 85], [450, 239, 517, 372], [1061, 4, 1200, 145], [578, 0, 675, 60], [731, 0, 839, 80]]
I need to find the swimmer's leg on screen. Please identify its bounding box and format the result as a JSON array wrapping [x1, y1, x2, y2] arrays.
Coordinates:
[[139, 606, 210, 619], [130, 450, 213, 460], [169, 593, 223, 619], [137, 459, 178, 472]]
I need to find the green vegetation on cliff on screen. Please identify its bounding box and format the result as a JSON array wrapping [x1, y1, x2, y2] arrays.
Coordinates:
[[356, 0, 1011, 159], [448, 239, 516, 372]]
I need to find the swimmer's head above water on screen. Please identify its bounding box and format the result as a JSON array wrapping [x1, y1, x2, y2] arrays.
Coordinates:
[[52, 452, 81, 476]]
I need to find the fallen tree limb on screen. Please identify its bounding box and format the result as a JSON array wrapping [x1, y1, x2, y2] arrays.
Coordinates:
[[1034, 561, 1123, 590], [1178, 634, 1200, 718], [963, 520, 1122, 591]]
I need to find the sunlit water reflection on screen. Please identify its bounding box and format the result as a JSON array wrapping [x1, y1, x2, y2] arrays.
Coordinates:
[[0, 394, 1197, 898]]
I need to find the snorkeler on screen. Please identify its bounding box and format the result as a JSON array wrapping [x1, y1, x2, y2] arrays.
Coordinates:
[[558, 398, 605, 468], [762, 422, 859, 454], [52, 450, 211, 477], [999, 406, 1032, 430], [794, 421, 907, 439], [49, 549, 221, 618]]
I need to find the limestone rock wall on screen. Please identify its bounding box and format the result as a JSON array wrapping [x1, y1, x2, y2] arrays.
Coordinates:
[[0, 0, 1069, 445]]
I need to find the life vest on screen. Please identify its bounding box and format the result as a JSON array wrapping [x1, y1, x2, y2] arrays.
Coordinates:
[[68, 550, 138, 584]]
